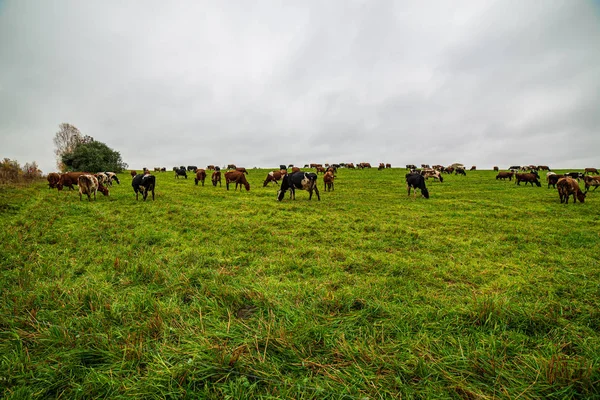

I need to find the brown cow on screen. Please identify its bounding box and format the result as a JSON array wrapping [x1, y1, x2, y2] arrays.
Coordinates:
[[583, 175, 600, 191], [78, 174, 108, 201], [225, 170, 250, 191], [470, 166, 477, 171], [386, 163, 391, 168], [316, 166, 325, 174], [227, 164, 236, 169], [323, 170, 335, 191], [557, 177, 586, 203], [235, 167, 248, 174], [493, 166, 499, 171], [263, 170, 286, 187], [378, 163, 385, 170], [546, 173, 563, 189], [207, 165, 215, 170], [537, 165, 550, 171], [195, 169, 207, 186], [57, 172, 88, 191], [130, 170, 137, 178], [584, 168, 599, 175], [496, 171, 514, 181], [291, 167, 301, 173], [211, 170, 221, 187], [346, 163, 355, 169], [47, 172, 60, 188], [515, 173, 541, 187]]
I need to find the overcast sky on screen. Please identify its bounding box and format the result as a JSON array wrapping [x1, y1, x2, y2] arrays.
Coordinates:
[[1, 0, 599, 173]]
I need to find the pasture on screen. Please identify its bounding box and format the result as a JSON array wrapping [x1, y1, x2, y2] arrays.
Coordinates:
[[1, 168, 599, 399]]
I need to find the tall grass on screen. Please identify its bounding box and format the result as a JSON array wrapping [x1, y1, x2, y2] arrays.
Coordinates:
[[1, 168, 598, 398]]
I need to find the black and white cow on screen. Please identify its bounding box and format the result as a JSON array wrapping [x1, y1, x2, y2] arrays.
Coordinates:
[[277, 171, 320, 201], [175, 167, 187, 179], [132, 174, 156, 201], [104, 171, 120, 186], [406, 173, 430, 199]]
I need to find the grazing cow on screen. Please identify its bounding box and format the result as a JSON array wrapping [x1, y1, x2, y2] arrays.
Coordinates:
[[546, 172, 561, 189], [277, 171, 320, 201], [78, 174, 108, 201], [323, 170, 335, 191], [508, 165, 520, 171], [104, 172, 119, 185], [175, 167, 187, 179], [96, 172, 109, 187], [406, 173, 429, 199], [207, 165, 215, 170], [496, 171, 514, 181], [132, 173, 156, 201], [537, 165, 550, 171], [421, 168, 444, 182], [316, 166, 325, 174], [583, 175, 600, 191], [187, 166, 197, 172], [161, 167, 166, 172], [584, 168, 598, 175], [557, 177, 586, 204], [493, 166, 499, 171], [444, 166, 455, 174], [455, 167, 466, 176], [263, 170, 286, 187], [346, 163, 355, 169], [195, 169, 207, 186], [47, 172, 60, 188], [565, 172, 584, 181], [378, 163, 385, 170], [360, 162, 372, 168], [470, 166, 476, 171], [227, 164, 237, 170], [154, 167, 160, 172], [225, 170, 250, 191], [515, 173, 541, 187], [57, 172, 87, 191], [235, 167, 248, 174], [386, 163, 391, 168], [211, 170, 221, 187], [130, 170, 137, 178]]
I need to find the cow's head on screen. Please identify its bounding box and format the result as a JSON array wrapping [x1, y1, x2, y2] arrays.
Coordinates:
[[98, 185, 109, 196], [421, 188, 430, 199], [577, 190, 587, 203]]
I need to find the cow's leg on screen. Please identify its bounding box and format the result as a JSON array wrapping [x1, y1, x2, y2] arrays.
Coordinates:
[[313, 185, 320, 200]]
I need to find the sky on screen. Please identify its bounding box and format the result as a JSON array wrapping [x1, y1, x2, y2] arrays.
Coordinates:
[[1, 0, 599, 173]]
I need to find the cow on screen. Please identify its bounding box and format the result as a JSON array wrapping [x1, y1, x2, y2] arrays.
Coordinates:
[[537, 165, 550, 171], [206, 165, 215, 170], [406, 164, 417, 170], [187, 166, 197, 172], [277, 171, 320, 201], [493, 166, 499, 172], [104, 172, 120, 185], [583, 175, 600, 191], [57, 172, 88, 191], [421, 168, 443, 182], [154, 167, 160, 172], [470, 166, 476, 171], [161, 167, 166, 172], [557, 177, 586, 204], [195, 169, 207, 186], [47, 172, 60, 188], [455, 167, 466, 176], [132, 173, 156, 201], [78, 174, 109, 201], [346, 163, 355, 169], [496, 171, 514, 181], [96, 172, 109, 187], [515, 173, 541, 187], [565, 172, 584, 181], [444, 167, 455, 174], [508, 166, 520, 172], [406, 173, 429, 199], [316, 166, 325, 174], [360, 162, 372, 168], [323, 170, 335, 191], [546, 172, 562, 189], [227, 164, 237, 170], [130, 170, 137, 178], [263, 170, 286, 187], [211, 170, 222, 187], [421, 164, 430, 169], [175, 167, 187, 179], [378, 163, 385, 170], [584, 168, 598, 175], [225, 170, 250, 191], [235, 167, 248, 174]]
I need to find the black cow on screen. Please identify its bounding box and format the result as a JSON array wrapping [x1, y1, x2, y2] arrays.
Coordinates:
[[565, 172, 584, 181], [132, 174, 156, 201], [277, 172, 320, 201], [187, 165, 197, 172], [406, 173, 429, 199], [175, 167, 187, 179]]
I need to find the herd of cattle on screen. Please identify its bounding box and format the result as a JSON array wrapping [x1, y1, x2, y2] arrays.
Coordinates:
[[45, 163, 598, 204]]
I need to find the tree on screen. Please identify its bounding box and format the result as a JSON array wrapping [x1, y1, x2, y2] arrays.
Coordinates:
[[61, 140, 128, 173], [53, 123, 83, 171]]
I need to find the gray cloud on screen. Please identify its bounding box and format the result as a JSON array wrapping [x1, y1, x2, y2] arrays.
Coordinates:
[[1, 0, 599, 173]]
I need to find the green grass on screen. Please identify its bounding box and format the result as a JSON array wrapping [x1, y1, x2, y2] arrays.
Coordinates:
[[1, 168, 599, 399]]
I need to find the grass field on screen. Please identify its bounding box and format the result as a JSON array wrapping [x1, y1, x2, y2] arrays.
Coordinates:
[[1, 168, 599, 399]]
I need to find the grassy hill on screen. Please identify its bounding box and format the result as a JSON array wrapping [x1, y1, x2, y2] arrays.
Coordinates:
[[1, 168, 598, 398]]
